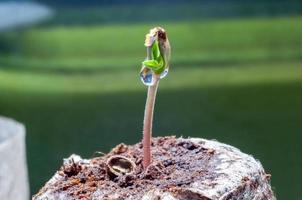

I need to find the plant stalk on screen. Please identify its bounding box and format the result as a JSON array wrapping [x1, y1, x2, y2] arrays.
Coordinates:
[[142, 46, 159, 169]]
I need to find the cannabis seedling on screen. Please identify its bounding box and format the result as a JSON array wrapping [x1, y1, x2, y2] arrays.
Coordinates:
[[140, 27, 171, 169]]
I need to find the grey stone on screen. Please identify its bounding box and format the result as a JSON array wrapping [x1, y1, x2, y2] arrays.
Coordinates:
[[0, 116, 29, 200]]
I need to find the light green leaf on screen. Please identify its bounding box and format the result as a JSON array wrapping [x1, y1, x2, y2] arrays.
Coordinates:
[[152, 41, 160, 59], [154, 56, 165, 74], [143, 60, 160, 70]]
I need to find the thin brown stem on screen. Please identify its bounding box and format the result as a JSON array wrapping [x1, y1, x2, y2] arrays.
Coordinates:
[[143, 78, 159, 169], [142, 45, 159, 169]]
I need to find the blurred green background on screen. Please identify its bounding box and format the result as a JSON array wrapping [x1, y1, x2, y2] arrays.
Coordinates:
[[0, 0, 301, 199]]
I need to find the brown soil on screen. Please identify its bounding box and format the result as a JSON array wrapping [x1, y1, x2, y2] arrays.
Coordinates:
[[34, 136, 217, 199]]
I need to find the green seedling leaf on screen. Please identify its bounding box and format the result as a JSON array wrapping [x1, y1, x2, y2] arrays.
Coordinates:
[[142, 40, 166, 74], [152, 40, 161, 59], [154, 56, 165, 74], [143, 59, 160, 69]]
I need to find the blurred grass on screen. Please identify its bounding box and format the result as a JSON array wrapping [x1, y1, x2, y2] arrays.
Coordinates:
[[1, 17, 301, 71], [38, 1, 302, 25], [0, 17, 302, 199]]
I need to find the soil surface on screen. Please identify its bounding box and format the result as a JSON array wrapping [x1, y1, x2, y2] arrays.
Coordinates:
[[33, 136, 274, 200]]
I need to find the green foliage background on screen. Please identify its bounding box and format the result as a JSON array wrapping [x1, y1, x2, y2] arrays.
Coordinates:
[[0, 1, 301, 199]]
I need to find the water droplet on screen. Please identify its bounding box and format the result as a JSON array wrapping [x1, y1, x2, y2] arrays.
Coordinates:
[[140, 67, 169, 86], [159, 68, 169, 79], [140, 68, 156, 86]]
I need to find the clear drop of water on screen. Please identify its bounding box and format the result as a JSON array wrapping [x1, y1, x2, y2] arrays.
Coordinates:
[[160, 68, 169, 79], [140, 67, 169, 86], [140, 68, 156, 86]]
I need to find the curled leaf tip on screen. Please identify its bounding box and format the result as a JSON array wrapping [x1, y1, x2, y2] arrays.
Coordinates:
[[144, 27, 167, 47]]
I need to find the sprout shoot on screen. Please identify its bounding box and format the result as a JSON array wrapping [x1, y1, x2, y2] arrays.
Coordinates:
[[140, 27, 171, 169]]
